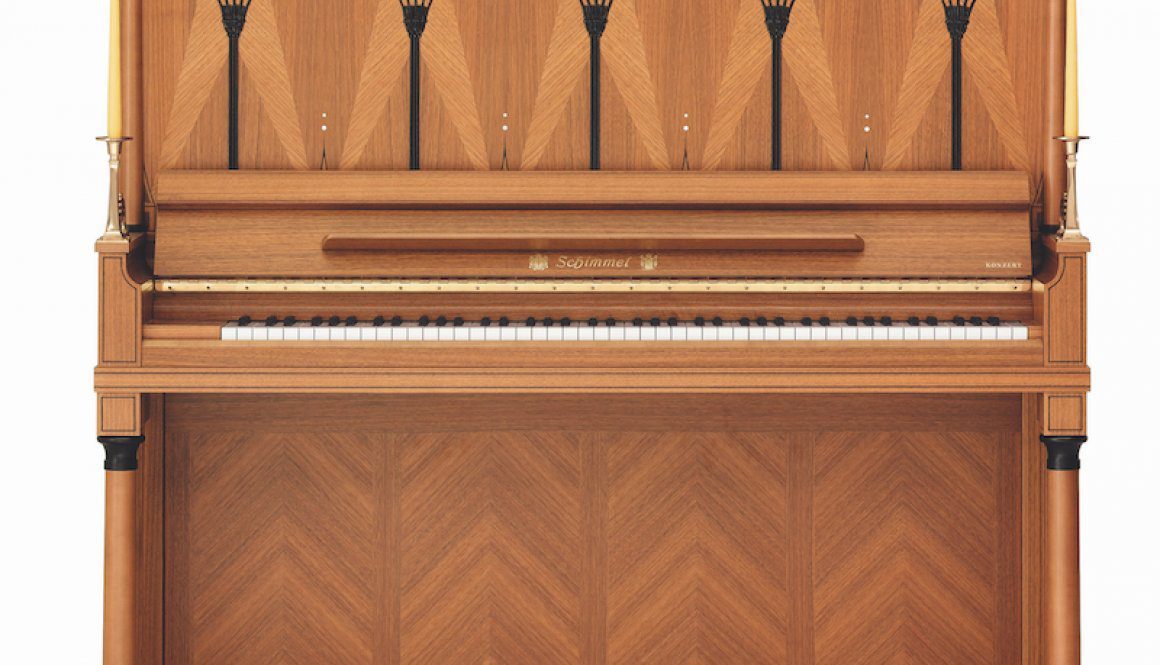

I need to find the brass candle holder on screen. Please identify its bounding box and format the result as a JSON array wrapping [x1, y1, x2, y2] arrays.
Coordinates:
[[96, 136, 133, 241], [1055, 135, 1089, 240]]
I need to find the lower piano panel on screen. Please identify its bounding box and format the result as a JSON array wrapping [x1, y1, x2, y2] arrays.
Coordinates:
[[163, 394, 1029, 664]]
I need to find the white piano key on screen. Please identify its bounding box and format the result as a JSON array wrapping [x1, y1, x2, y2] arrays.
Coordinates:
[[406, 326, 426, 342], [886, 327, 905, 341], [870, 326, 889, 341], [919, 325, 936, 341], [856, 326, 874, 341], [671, 325, 689, 341], [624, 325, 642, 342], [237, 326, 255, 341], [980, 325, 999, 341], [501, 326, 519, 342], [996, 325, 1014, 341], [686, 326, 704, 341], [950, 326, 967, 341], [717, 326, 734, 341], [578, 325, 595, 342], [965, 326, 983, 341], [593, 326, 611, 341], [639, 326, 657, 342], [283, 325, 301, 342], [221, 324, 238, 341], [267, 326, 285, 341], [1013, 325, 1029, 341], [934, 325, 953, 341], [903, 326, 920, 341], [825, 326, 843, 342]]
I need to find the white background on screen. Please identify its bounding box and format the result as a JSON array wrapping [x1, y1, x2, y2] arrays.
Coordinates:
[[0, 1, 1155, 662]]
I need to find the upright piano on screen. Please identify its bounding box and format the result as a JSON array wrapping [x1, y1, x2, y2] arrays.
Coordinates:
[[95, 0, 1090, 663]]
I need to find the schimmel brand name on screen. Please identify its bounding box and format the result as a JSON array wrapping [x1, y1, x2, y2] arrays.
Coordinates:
[[557, 256, 634, 270], [985, 261, 1024, 269]]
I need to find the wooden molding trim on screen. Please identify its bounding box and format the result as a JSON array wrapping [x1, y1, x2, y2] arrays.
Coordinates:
[[97, 393, 144, 437], [1040, 393, 1086, 437], [153, 171, 1030, 211], [97, 235, 151, 367]]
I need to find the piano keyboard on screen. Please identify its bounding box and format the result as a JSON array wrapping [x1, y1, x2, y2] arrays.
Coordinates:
[[221, 316, 1030, 342]]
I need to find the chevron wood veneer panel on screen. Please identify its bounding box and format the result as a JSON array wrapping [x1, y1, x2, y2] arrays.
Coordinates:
[[143, 0, 1050, 177], [165, 394, 1026, 664]]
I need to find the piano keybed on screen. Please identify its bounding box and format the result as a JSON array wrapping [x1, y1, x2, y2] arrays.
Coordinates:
[[221, 315, 1030, 342]]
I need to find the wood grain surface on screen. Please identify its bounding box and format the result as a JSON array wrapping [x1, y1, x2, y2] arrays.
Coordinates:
[[163, 394, 1025, 664], [140, 0, 1051, 180]]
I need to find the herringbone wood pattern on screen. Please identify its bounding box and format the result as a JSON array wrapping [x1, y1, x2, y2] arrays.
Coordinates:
[[165, 395, 1023, 664]]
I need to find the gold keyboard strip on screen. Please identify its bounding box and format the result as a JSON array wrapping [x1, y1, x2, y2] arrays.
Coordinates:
[[156, 279, 1031, 294]]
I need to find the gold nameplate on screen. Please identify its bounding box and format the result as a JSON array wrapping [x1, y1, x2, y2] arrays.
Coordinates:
[[531, 254, 660, 272]]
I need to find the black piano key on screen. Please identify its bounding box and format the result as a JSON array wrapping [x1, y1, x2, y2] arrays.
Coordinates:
[[372, 316, 386, 327], [863, 316, 876, 327], [481, 317, 492, 327], [588, 317, 599, 327], [310, 316, 323, 327], [668, 317, 679, 327], [774, 317, 786, 327], [238, 315, 253, 326], [926, 316, 939, 326], [633, 317, 643, 327], [712, 317, 724, 327], [969, 316, 983, 326], [756, 316, 768, 327], [650, 317, 661, 327], [453, 317, 465, 327], [328, 316, 341, 327], [526, 317, 536, 327], [880, 316, 893, 327], [265, 315, 279, 327], [606, 318, 616, 327], [695, 317, 705, 327], [988, 316, 1002, 326], [953, 316, 966, 326], [543, 317, 555, 327], [391, 316, 403, 327], [436, 316, 448, 327], [561, 317, 573, 327], [283, 316, 297, 327], [739, 317, 751, 327], [819, 317, 832, 327], [345, 316, 358, 327], [499, 317, 510, 327], [908, 316, 921, 327], [801, 316, 813, 326], [418, 316, 431, 326], [846, 316, 858, 326]]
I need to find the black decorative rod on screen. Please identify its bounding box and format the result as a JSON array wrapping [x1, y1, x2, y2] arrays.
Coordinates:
[[581, 0, 613, 170], [401, 0, 433, 170], [942, 0, 976, 170], [762, 0, 795, 171], [218, 0, 252, 170]]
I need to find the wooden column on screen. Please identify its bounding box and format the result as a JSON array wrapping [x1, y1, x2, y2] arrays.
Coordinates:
[[1042, 435, 1085, 665], [100, 436, 144, 665]]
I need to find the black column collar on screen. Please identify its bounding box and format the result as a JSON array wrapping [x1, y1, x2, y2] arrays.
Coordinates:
[[99, 436, 145, 472], [1041, 435, 1087, 471]]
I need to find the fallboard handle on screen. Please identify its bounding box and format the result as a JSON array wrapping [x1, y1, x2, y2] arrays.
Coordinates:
[[322, 233, 865, 253]]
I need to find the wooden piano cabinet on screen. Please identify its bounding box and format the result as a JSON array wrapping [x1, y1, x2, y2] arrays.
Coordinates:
[[156, 393, 1033, 665]]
